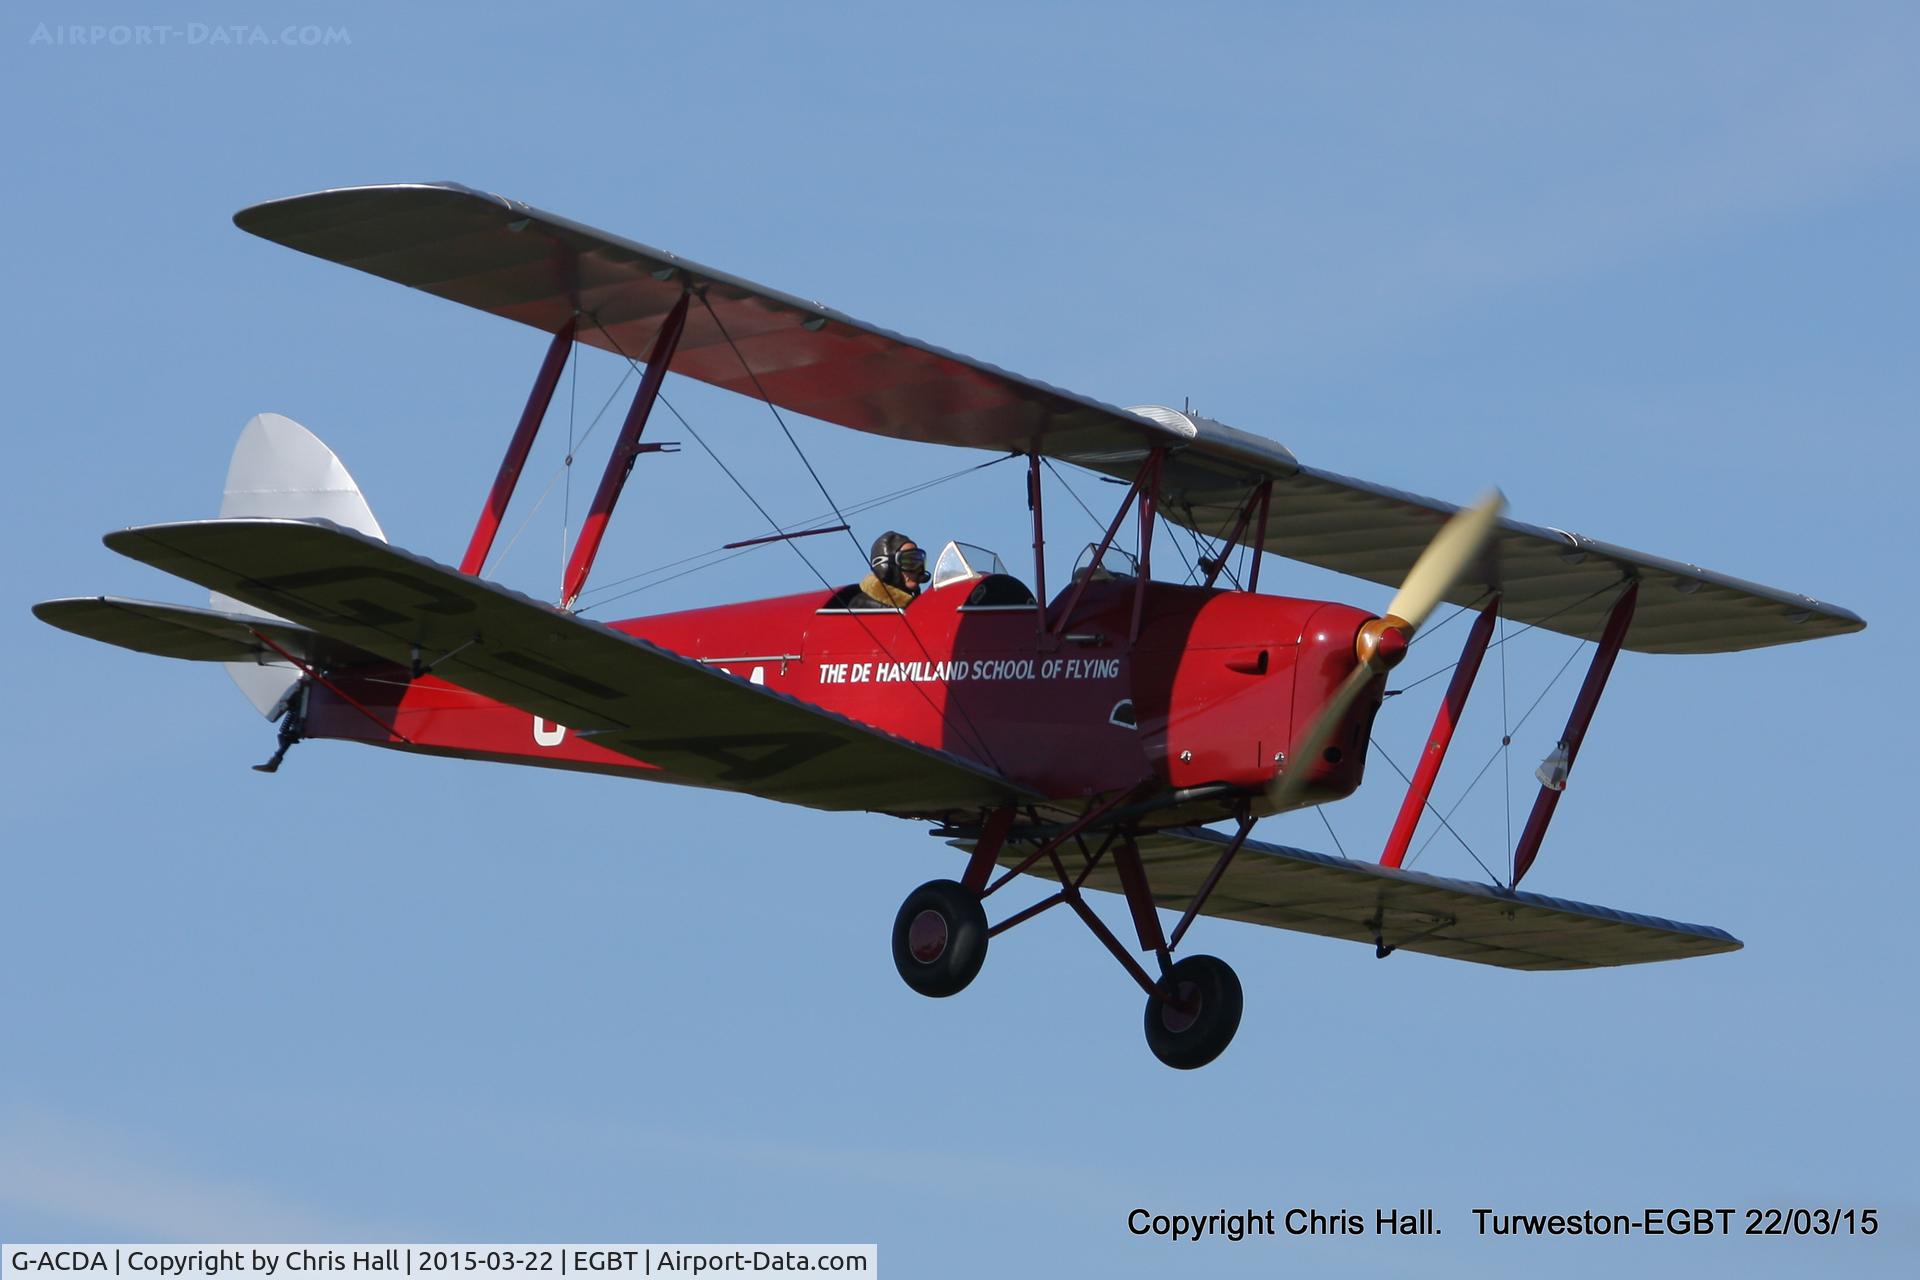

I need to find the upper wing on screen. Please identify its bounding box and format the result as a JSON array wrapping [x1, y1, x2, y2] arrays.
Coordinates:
[[972, 825, 1738, 970], [235, 182, 1173, 467], [235, 182, 1862, 654], [103, 518, 1034, 815], [1148, 412, 1865, 655]]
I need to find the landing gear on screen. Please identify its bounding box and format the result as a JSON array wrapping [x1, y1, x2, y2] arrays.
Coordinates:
[[891, 879, 988, 997], [1143, 954, 1242, 1070], [252, 680, 309, 774], [904, 806, 1251, 1067]]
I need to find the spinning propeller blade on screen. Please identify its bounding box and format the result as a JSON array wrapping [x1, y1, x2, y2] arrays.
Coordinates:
[[1266, 491, 1505, 813], [1384, 489, 1506, 633]]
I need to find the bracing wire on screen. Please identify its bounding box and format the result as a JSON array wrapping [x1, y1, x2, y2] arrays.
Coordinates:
[[682, 300, 1016, 769], [1042, 459, 1109, 536], [1405, 633, 1589, 869], [584, 313, 1010, 770], [1385, 579, 1623, 700], [1166, 518, 1204, 586], [1179, 485, 1264, 592], [1315, 806, 1349, 860], [490, 359, 638, 573], [1368, 734, 1502, 884], [577, 456, 1011, 610], [697, 294, 874, 568]]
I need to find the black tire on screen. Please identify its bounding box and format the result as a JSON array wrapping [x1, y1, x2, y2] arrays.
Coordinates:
[[1143, 954, 1243, 1069], [891, 879, 989, 998]]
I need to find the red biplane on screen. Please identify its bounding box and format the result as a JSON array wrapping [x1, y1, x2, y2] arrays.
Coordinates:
[[36, 184, 1865, 1068]]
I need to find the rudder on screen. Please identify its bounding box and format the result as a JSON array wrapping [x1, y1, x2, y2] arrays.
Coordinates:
[[214, 413, 385, 715]]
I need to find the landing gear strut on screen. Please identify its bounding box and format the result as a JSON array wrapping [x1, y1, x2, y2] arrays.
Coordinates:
[[891, 879, 988, 998]]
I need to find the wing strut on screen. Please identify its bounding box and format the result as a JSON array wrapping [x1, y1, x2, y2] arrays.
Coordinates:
[[1247, 480, 1271, 593], [460, 317, 576, 576], [1198, 479, 1273, 591], [560, 291, 690, 610], [1026, 452, 1048, 646], [1049, 448, 1166, 643], [1129, 449, 1165, 644], [1511, 582, 1638, 886], [1380, 597, 1501, 868]]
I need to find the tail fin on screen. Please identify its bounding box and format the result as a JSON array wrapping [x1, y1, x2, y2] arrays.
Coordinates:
[[215, 414, 385, 715]]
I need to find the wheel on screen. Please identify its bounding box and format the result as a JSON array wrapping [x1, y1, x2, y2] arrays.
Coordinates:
[[1143, 954, 1243, 1069], [891, 879, 989, 997]]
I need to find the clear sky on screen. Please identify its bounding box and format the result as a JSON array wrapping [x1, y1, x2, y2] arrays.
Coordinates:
[[3, 3, 1914, 1276]]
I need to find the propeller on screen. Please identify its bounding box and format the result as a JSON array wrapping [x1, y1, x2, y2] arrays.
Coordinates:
[[1266, 490, 1506, 813]]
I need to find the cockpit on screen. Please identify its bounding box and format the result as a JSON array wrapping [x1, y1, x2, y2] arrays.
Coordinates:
[[1070, 543, 1138, 583], [924, 540, 1036, 608], [819, 539, 1128, 613], [927, 541, 1009, 590], [926, 540, 1134, 605]]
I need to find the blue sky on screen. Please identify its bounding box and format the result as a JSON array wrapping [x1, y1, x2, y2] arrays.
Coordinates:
[[3, 3, 1914, 1275]]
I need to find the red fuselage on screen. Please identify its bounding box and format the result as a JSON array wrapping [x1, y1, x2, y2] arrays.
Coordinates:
[[303, 572, 1382, 821]]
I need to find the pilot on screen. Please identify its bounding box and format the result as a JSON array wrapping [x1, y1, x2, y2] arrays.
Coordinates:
[[856, 530, 930, 609]]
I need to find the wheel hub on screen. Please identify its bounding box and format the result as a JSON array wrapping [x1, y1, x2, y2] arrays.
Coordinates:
[[908, 908, 950, 963], [1158, 980, 1202, 1034]]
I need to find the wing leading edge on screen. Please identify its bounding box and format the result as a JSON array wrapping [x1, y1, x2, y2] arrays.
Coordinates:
[[234, 182, 1862, 654], [103, 518, 1034, 815]]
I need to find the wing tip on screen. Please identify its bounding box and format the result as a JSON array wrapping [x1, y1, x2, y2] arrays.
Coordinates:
[[234, 181, 499, 240]]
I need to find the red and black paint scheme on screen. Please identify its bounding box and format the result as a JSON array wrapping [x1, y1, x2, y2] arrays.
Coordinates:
[[35, 182, 1867, 1070]]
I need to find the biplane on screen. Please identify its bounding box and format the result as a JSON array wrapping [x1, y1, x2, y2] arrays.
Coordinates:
[[36, 183, 1865, 1068]]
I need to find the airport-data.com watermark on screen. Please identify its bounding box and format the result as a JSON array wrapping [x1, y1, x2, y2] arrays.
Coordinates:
[[28, 21, 351, 48]]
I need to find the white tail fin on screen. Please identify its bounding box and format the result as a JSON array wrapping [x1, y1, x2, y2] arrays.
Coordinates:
[[215, 413, 385, 716]]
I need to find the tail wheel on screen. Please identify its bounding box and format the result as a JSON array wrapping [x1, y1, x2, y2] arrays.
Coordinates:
[[1144, 954, 1243, 1069], [891, 879, 989, 998]]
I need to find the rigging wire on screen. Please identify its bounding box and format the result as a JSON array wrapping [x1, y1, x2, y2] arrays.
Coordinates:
[[659, 388, 1004, 768], [584, 312, 1008, 770], [489, 358, 639, 574], [1044, 456, 1182, 582], [1042, 458, 1108, 536], [1366, 735, 1502, 884], [1315, 806, 1349, 860], [686, 298, 1015, 769], [1404, 633, 1589, 871], [1404, 599, 1476, 649], [1166, 517, 1205, 586], [576, 455, 1013, 609], [1385, 578, 1624, 700], [697, 294, 874, 568], [1180, 486, 1263, 592]]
